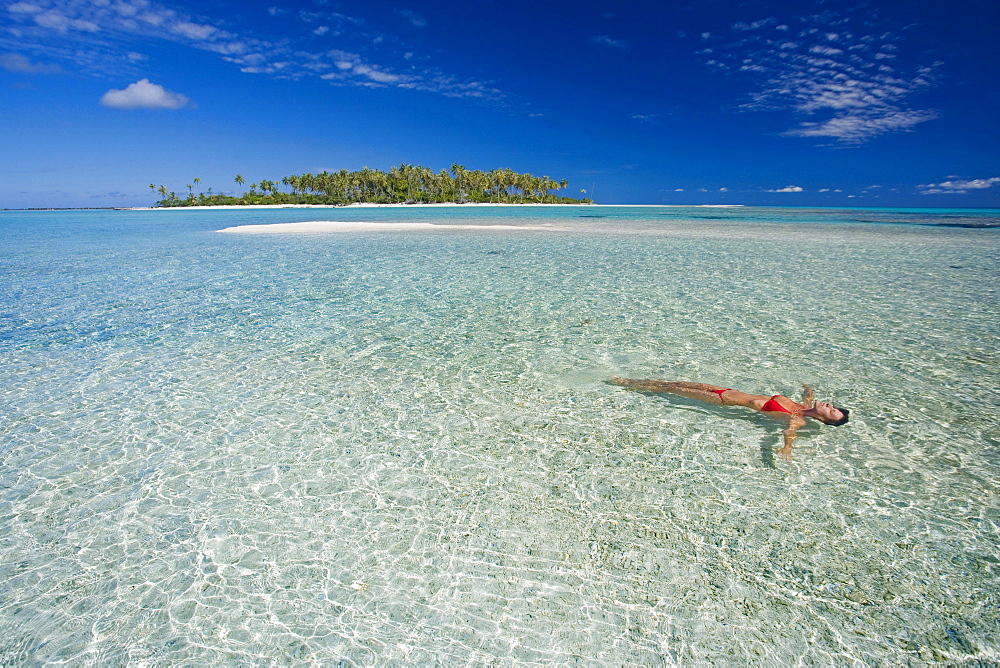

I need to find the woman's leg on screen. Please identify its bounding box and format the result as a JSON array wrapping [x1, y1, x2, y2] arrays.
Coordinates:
[[610, 378, 730, 404]]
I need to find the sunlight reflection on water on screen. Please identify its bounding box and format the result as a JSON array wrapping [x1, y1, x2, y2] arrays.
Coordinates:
[[0, 206, 998, 664]]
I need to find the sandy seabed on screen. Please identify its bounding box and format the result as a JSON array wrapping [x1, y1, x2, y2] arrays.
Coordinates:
[[217, 221, 561, 234]]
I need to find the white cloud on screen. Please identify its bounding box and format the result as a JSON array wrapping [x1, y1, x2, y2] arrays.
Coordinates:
[[100, 78, 190, 109], [768, 185, 804, 193], [919, 177, 1000, 195], [591, 35, 627, 49]]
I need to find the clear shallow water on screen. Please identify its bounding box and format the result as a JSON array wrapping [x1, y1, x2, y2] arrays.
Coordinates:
[[1, 205, 998, 664]]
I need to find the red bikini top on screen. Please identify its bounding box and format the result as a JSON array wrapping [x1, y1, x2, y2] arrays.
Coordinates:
[[760, 396, 793, 414]]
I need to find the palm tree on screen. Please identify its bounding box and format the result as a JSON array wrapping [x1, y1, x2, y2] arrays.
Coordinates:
[[451, 164, 467, 202], [234, 174, 245, 195], [467, 170, 488, 202], [401, 164, 416, 202]]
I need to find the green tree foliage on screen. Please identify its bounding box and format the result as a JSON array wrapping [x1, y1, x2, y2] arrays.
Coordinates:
[[150, 165, 591, 207]]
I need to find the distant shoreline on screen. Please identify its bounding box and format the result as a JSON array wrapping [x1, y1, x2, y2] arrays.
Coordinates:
[[135, 202, 589, 211], [8, 203, 1000, 212], [132, 202, 746, 211], [1, 203, 745, 212], [7, 203, 999, 213]]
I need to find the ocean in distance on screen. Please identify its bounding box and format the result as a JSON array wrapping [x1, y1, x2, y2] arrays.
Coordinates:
[[1, 205, 998, 664]]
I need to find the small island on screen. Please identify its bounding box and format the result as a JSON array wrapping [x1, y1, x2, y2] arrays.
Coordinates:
[[150, 164, 592, 207]]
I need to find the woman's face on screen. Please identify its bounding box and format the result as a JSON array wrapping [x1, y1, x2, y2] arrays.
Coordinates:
[[813, 401, 844, 424]]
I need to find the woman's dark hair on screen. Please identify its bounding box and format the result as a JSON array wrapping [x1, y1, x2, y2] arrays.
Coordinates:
[[825, 406, 850, 426]]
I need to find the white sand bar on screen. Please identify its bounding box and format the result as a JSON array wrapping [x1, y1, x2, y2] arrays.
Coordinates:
[[218, 221, 560, 234]]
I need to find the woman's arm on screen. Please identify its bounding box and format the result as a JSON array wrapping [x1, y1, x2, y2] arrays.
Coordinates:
[[800, 384, 815, 409], [779, 416, 807, 460]]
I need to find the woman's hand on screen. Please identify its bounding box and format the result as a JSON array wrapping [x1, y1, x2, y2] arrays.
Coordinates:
[[779, 417, 807, 460], [801, 384, 816, 409]]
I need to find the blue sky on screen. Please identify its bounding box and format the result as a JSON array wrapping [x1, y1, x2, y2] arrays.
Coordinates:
[[2, 0, 998, 208]]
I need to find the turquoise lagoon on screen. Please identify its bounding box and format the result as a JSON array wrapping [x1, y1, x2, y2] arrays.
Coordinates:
[[1, 205, 998, 664]]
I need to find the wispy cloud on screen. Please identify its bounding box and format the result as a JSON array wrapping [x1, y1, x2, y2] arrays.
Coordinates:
[[918, 177, 1000, 194], [767, 185, 804, 193], [733, 18, 776, 32], [784, 109, 938, 143], [398, 9, 427, 28], [701, 11, 941, 144], [591, 35, 628, 49], [1, 0, 500, 100], [0, 51, 61, 73], [100, 78, 191, 109]]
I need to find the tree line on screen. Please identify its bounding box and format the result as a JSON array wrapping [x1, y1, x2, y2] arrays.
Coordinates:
[[149, 164, 592, 207]]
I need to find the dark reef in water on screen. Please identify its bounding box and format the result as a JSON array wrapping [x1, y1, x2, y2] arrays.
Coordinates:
[[852, 215, 999, 229], [924, 221, 1000, 228]]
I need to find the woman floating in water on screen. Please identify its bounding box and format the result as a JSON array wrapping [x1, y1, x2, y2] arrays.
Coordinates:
[[610, 378, 849, 459]]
